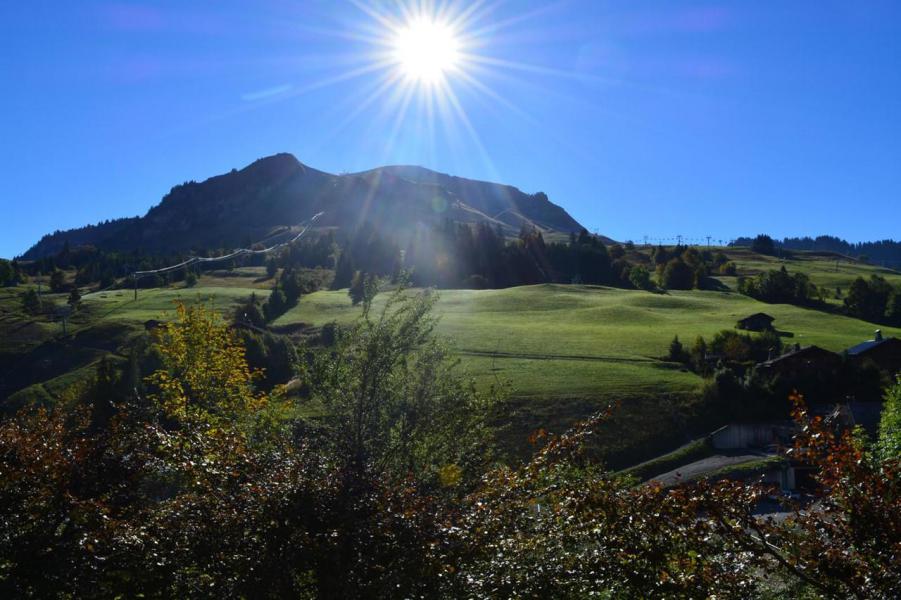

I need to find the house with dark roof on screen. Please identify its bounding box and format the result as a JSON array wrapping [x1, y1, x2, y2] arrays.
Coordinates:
[[846, 330, 901, 375], [756, 345, 842, 379], [736, 312, 775, 332]]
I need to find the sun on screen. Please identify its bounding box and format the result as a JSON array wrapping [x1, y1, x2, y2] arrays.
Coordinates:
[[392, 17, 461, 83]]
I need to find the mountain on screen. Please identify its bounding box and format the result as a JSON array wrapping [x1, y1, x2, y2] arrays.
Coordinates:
[[21, 154, 584, 259]]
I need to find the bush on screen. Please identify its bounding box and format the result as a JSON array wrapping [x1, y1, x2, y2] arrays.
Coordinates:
[[719, 261, 737, 276], [628, 265, 653, 291], [877, 377, 901, 461]]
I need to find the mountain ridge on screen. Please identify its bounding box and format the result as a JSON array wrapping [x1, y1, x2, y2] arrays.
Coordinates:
[[21, 154, 585, 259]]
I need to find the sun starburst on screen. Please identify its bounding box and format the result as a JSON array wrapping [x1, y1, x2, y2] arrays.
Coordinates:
[[391, 17, 461, 84]]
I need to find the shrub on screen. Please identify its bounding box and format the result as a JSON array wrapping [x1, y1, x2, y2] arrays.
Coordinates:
[[628, 265, 653, 291]]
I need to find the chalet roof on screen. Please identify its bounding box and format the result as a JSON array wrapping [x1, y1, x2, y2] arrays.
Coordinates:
[[846, 331, 899, 356], [738, 312, 775, 323], [759, 345, 839, 367]]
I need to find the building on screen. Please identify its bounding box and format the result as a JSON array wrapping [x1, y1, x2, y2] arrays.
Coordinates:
[[756, 345, 842, 379], [736, 312, 775, 331], [710, 423, 796, 451], [846, 330, 901, 375]]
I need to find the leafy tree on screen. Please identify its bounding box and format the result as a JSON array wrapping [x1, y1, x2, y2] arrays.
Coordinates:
[[144, 302, 267, 426], [877, 377, 901, 461], [886, 289, 901, 325], [738, 266, 818, 306], [184, 271, 198, 287], [718, 261, 737, 276], [660, 258, 695, 290], [845, 275, 893, 322], [628, 265, 652, 291], [311, 286, 494, 482]]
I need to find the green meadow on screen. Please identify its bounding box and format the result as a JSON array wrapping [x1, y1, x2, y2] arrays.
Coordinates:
[[3, 252, 900, 465], [273, 284, 898, 401]]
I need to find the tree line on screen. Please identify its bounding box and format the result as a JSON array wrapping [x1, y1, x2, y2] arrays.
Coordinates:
[[735, 234, 901, 266]]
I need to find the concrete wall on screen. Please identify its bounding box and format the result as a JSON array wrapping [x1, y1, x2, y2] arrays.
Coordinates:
[[711, 424, 785, 450], [759, 466, 796, 491]]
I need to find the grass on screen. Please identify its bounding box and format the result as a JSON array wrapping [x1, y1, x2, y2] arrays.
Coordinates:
[[619, 437, 715, 482], [707, 455, 788, 481], [80, 285, 261, 324], [272, 280, 900, 466], [719, 247, 901, 304], [3, 250, 899, 466], [274, 284, 900, 401]]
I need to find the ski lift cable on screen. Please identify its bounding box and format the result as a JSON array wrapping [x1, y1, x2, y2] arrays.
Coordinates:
[[132, 212, 324, 279]]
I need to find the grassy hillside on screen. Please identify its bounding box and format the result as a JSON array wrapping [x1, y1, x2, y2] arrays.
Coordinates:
[[718, 247, 901, 302], [274, 284, 898, 399], [3, 250, 899, 466]]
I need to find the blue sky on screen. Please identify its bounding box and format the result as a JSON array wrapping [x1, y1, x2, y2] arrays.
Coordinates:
[[2, 1, 900, 258]]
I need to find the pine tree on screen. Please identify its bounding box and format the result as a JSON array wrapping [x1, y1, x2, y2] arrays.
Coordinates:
[[22, 288, 41, 314], [67, 288, 81, 310]]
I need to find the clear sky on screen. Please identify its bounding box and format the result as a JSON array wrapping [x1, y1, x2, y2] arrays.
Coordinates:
[[2, 1, 900, 258]]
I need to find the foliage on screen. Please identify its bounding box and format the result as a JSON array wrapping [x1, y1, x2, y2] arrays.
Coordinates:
[[660, 257, 696, 290], [738, 266, 819, 305], [878, 376, 901, 461], [845, 274, 897, 323], [144, 302, 268, 426], [348, 271, 378, 306], [310, 285, 496, 483], [0, 259, 22, 286], [628, 264, 653, 290], [887, 289, 901, 325]]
